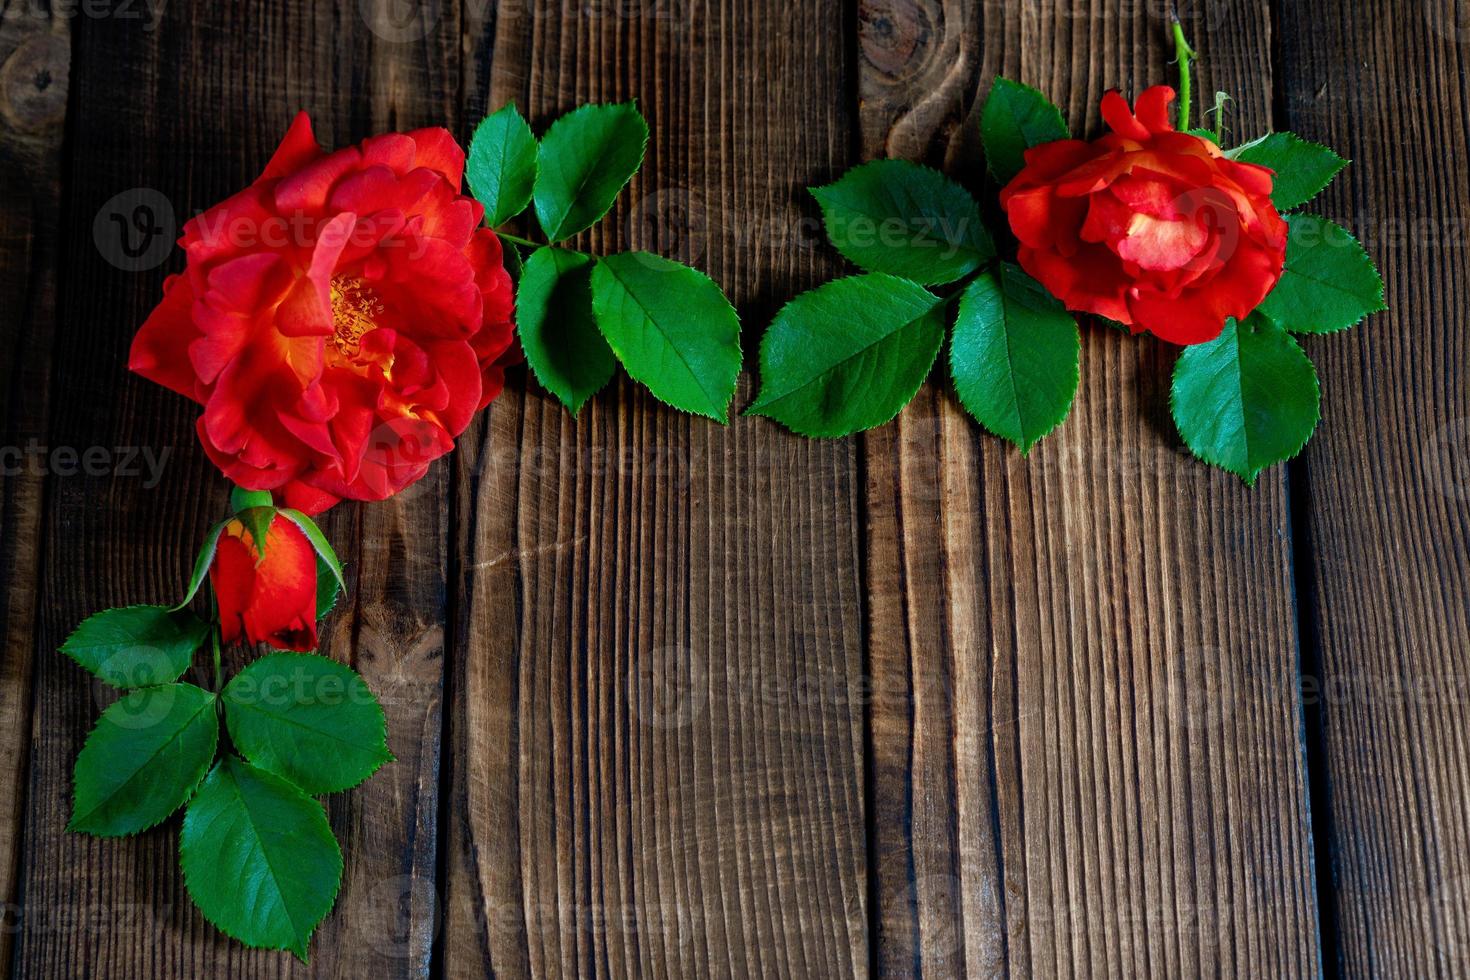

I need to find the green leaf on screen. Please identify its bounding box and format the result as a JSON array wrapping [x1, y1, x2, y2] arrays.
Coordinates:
[[314, 555, 340, 620], [229, 487, 274, 513], [589, 252, 742, 422], [174, 520, 229, 611], [809, 159, 993, 285], [949, 263, 1080, 453], [70, 683, 217, 836], [534, 102, 648, 242], [980, 78, 1070, 184], [1171, 316, 1321, 485], [1227, 131, 1348, 212], [238, 506, 276, 559], [180, 756, 342, 961], [748, 273, 944, 437], [222, 652, 392, 795], [1256, 214, 1386, 334], [467, 103, 539, 227], [277, 508, 346, 600], [517, 247, 616, 413], [62, 605, 209, 688]]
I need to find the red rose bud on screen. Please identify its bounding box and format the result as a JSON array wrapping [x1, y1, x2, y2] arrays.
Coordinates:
[[999, 86, 1288, 345], [210, 514, 319, 652], [128, 112, 519, 515]]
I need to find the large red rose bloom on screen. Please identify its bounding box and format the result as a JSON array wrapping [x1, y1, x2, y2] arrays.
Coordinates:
[[129, 112, 517, 513], [999, 86, 1288, 345]]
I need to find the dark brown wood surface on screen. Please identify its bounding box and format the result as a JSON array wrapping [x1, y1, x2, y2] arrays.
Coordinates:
[[442, 2, 868, 978], [858, 0, 1319, 976], [0, 3, 67, 973], [1279, 0, 1470, 974], [0, 0, 1461, 977], [6, 3, 457, 977]]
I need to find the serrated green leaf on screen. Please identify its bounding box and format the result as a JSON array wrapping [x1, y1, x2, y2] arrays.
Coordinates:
[[1256, 213, 1386, 334], [949, 263, 1080, 453], [222, 652, 391, 795], [1227, 131, 1348, 212], [810, 160, 993, 285], [748, 273, 944, 437], [518, 247, 616, 413], [277, 508, 345, 600], [181, 756, 342, 961], [70, 683, 217, 836], [1171, 316, 1321, 484], [534, 102, 648, 242], [980, 78, 1070, 184], [175, 520, 229, 611], [62, 605, 209, 688], [589, 252, 742, 422], [468, 103, 539, 227], [314, 555, 340, 621]]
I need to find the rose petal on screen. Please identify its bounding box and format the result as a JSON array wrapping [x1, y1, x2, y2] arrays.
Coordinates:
[[129, 275, 203, 402], [274, 145, 363, 214], [1100, 90, 1151, 141], [260, 111, 323, 182], [1134, 86, 1176, 134], [406, 127, 466, 190]]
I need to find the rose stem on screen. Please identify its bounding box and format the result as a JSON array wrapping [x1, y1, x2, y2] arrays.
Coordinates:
[[496, 231, 542, 249], [210, 617, 223, 696], [1171, 14, 1197, 132], [1211, 91, 1231, 143]]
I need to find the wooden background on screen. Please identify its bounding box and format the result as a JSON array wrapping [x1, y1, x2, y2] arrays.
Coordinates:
[[0, 0, 1463, 975]]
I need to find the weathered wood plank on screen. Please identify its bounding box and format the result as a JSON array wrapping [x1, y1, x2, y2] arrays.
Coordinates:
[[1279, 0, 1470, 974], [443, 1, 869, 976], [0, 3, 69, 971], [859, 0, 1321, 975], [11, 2, 460, 975]]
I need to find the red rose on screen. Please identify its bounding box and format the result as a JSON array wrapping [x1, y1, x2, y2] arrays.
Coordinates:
[[129, 112, 517, 514], [999, 86, 1287, 345], [211, 514, 318, 652]]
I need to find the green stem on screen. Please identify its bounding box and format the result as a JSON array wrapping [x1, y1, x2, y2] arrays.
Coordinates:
[[496, 230, 543, 250], [208, 584, 223, 697], [1171, 16, 1197, 131], [1211, 91, 1230, 143]]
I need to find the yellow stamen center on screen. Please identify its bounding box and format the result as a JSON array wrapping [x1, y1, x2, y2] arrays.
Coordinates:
[[329, 277, 384, 357]]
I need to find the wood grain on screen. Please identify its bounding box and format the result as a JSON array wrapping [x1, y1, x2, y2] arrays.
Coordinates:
[[1279, 0, 1470, 974], [0, 2, 69, 971], [858, 0, 1322, 975], [5, 0, 1464, 975], [10, 2, 459, 976], [441, 1, 870, 977]]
